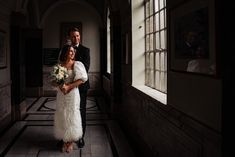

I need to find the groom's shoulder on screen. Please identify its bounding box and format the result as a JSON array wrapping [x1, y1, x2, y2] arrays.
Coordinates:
[[80, 44, 90, 51]]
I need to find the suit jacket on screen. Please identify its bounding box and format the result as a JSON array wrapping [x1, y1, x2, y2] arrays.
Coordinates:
[[74, 44, 90, 91]]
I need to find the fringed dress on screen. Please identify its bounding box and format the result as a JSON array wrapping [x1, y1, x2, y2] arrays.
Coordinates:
[[54, 61, 88, 142]]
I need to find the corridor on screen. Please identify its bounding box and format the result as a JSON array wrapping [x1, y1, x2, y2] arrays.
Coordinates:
[[0, 97, 135, 157], [0, 0, 223, 156]]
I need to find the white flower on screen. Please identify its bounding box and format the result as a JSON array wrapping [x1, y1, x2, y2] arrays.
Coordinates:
[[49, 64, 68, 87]]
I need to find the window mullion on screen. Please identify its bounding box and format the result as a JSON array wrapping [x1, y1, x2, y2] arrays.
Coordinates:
[[144, 0, 167, 93], [153, 0, 156, 89]]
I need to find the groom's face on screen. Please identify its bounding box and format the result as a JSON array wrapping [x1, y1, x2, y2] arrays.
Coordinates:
[[70, 31, 80, 45]]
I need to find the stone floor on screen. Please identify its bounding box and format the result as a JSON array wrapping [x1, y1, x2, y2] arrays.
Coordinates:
[[0, 97, 136, 157]]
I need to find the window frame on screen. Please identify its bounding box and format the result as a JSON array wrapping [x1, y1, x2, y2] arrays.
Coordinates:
[[144, 0, 167, 93]]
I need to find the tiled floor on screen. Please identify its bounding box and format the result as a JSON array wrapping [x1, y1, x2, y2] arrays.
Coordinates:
[[0, 97, 135, 157]]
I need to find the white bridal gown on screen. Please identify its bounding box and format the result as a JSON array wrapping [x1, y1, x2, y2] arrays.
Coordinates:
[[54, 61, 88, 142]]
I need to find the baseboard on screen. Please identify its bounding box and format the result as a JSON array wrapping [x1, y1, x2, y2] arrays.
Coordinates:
[[0, 114, 12, 137]]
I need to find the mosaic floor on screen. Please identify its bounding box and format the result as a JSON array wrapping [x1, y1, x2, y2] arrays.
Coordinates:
[[0, 97, 135, 157]]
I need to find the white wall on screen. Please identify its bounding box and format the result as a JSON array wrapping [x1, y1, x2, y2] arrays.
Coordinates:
[[0, 0, 16, 123], [41, 1, 101, 72], [132, 0, 145, 86], [0, 0, 15, 84]]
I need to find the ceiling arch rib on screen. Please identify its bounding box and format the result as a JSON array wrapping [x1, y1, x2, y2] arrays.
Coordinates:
[[15, 0, 28, 13], [39, 0, 102, 28]]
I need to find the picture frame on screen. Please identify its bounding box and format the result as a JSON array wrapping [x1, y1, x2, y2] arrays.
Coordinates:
[[0, 30, 7, 69], [169, 0, 217, 76], [60, 22, 82, 47], [43, 48, 60, 66]]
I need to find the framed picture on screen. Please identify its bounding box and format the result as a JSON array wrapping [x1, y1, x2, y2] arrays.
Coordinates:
[[0, 30, 7, 69], [43, 48, 60, 66], [60, 22, 82, 47], [169, 0, 216, 76]]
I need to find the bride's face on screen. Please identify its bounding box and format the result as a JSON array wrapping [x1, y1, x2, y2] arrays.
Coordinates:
[[67, 47, 75, 60]]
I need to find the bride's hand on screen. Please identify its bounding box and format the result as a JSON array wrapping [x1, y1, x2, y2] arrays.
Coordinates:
[[59, 84, 67, 94], [62, 84, 71, 94]]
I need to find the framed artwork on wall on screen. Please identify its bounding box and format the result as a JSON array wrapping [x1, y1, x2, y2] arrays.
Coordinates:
[[0, 30, 7, 69], [43, 48, 60, 66], [60, 22, 82, 47], [169, 0, 217, 76]]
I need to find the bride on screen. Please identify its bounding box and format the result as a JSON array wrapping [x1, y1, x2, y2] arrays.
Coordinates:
[[54, 45, 87, 153]]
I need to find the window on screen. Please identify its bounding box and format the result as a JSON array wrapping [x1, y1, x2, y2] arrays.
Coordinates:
[[107, 8, 111, 74], [145, 0, 167, 93], [132, 0, 166, 104]]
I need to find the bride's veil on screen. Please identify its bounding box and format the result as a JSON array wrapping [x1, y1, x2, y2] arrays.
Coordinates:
[[57, 49, 62, 64], [57, 39, 72, 64]]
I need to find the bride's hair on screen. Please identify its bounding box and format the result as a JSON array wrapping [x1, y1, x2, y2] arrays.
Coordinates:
[[59, 44, 73, 62]]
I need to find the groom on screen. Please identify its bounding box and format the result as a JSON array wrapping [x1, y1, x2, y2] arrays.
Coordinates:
[[68, 27, 90, 148]]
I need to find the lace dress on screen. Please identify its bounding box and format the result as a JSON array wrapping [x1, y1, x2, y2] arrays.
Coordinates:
[[54, 61, 88, 142]]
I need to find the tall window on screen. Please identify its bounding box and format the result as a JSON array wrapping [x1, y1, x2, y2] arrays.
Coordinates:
[[145, 0, 167, 93], [107, 8, 111, 74]]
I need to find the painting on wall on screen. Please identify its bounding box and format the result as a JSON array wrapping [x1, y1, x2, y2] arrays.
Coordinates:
[[0, 30, 7, 69], [169, 0, 217, 76], [60, 22, 82, 47], [43, 48, 60, 66]]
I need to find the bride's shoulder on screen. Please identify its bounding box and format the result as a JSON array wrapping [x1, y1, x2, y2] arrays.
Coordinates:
[[74, 61, 82, 65], [74, 61, 85, 68]]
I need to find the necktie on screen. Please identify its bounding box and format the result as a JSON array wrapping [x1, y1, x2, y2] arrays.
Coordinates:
[[73, 46, 78, 52]]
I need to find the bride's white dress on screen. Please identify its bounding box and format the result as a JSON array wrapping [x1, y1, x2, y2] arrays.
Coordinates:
[[54, 61, 88, 142]]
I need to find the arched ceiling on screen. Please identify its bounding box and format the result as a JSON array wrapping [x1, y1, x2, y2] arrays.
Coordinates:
[[35, 0, 104, 21], [15, 0, 105, 27]]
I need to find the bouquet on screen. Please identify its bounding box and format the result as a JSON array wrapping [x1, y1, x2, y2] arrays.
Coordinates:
[[48, 64, 69, 87]]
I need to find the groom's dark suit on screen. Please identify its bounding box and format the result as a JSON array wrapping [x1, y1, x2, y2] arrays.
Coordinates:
[[74, 44, 90, 138]]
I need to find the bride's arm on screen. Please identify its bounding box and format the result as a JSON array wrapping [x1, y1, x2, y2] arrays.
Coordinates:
[[63, 79, 84, 93], [63, 61, 88, 94]]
